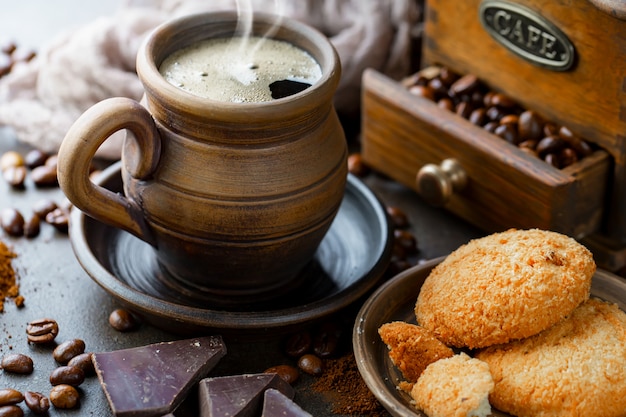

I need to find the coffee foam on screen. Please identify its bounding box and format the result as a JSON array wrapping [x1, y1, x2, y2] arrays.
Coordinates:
[[159, 36, 322, 103]]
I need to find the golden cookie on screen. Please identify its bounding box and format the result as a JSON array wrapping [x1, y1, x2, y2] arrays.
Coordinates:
[[475, 298, 626, 417], [415, 229, 595, 348], [378, 321, 453, 383]]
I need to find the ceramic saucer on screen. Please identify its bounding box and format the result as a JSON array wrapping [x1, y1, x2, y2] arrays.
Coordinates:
[[352, 257, 626, 417], [69, 161, 392, 336]]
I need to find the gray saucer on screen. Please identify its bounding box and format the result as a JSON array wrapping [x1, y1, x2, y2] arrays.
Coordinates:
[[69, 161, 392, 336]]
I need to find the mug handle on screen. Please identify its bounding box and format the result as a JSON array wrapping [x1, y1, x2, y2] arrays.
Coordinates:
[[57, 97, 160, 246]]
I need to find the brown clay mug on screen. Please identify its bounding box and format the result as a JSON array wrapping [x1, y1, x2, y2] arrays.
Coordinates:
[[57, 11, 347, 306]]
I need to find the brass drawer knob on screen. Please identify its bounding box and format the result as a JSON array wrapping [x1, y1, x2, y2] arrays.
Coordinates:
[[416, 159, 467, 206]]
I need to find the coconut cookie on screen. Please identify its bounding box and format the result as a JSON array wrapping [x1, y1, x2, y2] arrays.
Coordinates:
[[415, 229, 595, 349], [378, 321, 453, 384], [411, 353, 494, 417], [475, 298, 626, 417]]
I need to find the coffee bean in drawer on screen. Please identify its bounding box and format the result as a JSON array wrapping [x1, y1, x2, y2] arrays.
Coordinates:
[[405, 66, 595, 169]]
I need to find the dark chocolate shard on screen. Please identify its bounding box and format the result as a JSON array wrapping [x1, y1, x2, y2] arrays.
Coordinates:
[[93, 336, 226, 417], [269, 79, 312, 99], [199, 373, 294, 417], [262, 389, 312, 417]]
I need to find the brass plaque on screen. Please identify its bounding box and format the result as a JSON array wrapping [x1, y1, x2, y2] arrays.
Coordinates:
[[479, 0, 576, 71]]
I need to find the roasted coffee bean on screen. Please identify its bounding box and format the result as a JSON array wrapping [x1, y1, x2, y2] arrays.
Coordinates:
[[1, 208, 24, 237], [264, 365, 299, 385], [23, 391, 49, 415], [490, 92, 517, 109], [449, 74, 479, 96], [566, 136, 593, 158], [108, 308, 139, 332], [0, 39, 16, 55], [347, 153, 370, 177], [0, 389, 23, 406], [483, 121, 499, 134], [559, 147, 578, 167], [494, 124, 518, 144], [30, 165, 57, 187], [427, 77, 447, 98], [32, 199, 58, 218], [543, 122, 559, 137], [408, 84, 435, 101], [1, 353, 33, 374], [45, 208, 69, 233], [437, 98, 454, 111], [50, 365, 85, 387], [2, 166, 26, 189], [0, 405, 23, 417], [284, 331, 312, 358], [49, 385, 79, 409], [23, 215, 41, 238], [312, 322, 342, 358], [518, 110, 543, 141], [53, 339, 86, 365], [485, 106, 505, 122], [499, 114, 519, 126], [26, 318, 59, 344], [394, 229, 419, 255], [386, 206, 409, 229], [544, 153, 560, 168], [0, 151, 24, 172], [438, 66, 459, 86], [518, 139, 538, 151], [536, 136, 566, 157], [23, 149, 48, 169], [468, 108, 487, 126], [67, 353, 95, 376], [297, 354, 323, 376]]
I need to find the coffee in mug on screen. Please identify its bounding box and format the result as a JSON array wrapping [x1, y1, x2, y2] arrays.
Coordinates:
[[159, 36, 322, 103]]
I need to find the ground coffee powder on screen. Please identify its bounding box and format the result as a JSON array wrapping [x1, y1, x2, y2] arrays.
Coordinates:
[[0, 240, 21, 312], [311, 353, 387, 416]]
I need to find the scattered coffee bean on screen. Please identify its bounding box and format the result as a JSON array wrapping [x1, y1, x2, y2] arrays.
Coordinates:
[[1, 353, 33, 374], [67, 353, 95, 376], [347, 153, 370, 177], [0, 405, 23, 417], [49, 384, 79, 409], [44, 208, 69, 233], [394, 229, 419, 256], [31, 199, 58, 219], [23, 391, 49, 415], [23, 150, 48, 169], [284, 331, 312, 358], [108, 308, 138, 332], [30, 165, 57, 187], [1, 208, 25, 237], [264, 365, 299, 385], [297, 354, 323, 376], [0, 389, 23, 407], [386, 206, 409, 229], [23, 215, 40, 238], [53, 339, 86, 365], [49, 365, 85, 387], [0, 152, 24, 172], [25, 318, 59, 344], [312, 322, 342, 358], [2, 166, 26, 189]]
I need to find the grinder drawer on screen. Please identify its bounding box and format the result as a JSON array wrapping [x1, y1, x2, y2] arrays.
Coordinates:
[[361, 69, 611, 239]]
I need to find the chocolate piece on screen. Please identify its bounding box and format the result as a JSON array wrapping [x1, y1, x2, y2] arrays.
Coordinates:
[[93, 336, 226, 417], [199, 373, 294, 417], [262, 389, 312, 417]]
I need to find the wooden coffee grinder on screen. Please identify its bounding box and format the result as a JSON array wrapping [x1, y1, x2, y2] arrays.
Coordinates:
[[361, 0, 626, 271]]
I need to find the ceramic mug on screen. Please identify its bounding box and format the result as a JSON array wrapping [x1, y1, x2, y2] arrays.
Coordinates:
[[57, 11, 348, 306]]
